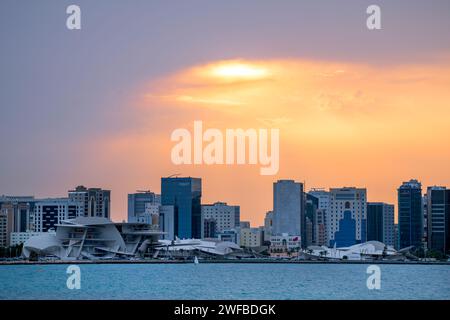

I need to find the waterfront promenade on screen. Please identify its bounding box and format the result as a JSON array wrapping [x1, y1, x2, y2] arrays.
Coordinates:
[[1, 259, 449, 266]]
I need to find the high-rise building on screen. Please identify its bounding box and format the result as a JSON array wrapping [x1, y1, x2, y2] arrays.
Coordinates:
[[367, 202, 395, 246], [33, 198, 83, 232], [161, 177, 202, 239], [273, 180, 304, 237], [0, 207, 14, 247], [398, 179, 423, 249], [127, 197, 175, 241], [426, 186, 450, 254], [200, 202, 240, 238], [329, 187, 367, 247], [304, 193, 319, 248], [308, 189, 330, 246], [202, 218, 217, 238], [394, 224, 399, 250], [0, 196, 36, 233], [127, 191, 159, 222], [131, 203, 159, 224], [308, 189, 330, 211], [315, 209, 327, 246], [264, 211, 274, 242], [68, 186, 111, 219], [159, 205, 175, 240], [422, 194, 428, 242]]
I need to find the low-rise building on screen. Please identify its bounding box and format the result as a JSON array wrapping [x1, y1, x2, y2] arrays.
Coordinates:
[[240, 227, 263, 248], [22, 217, 164, 260], [10, 231, 54, 246], [217, 229, 240, 245], [269, 233, 300, 257], [128, 203, 175, 240]]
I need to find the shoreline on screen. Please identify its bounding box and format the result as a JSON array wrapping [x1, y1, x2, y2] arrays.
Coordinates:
[[1, 259, 449, 266]]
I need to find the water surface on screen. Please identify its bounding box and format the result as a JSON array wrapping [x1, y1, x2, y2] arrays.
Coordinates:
[[1, 263, 449, 300]]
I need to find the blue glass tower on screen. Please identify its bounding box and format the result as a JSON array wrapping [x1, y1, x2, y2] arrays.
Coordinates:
[[427, 187, 450, 254], [367, 203, 384, 242], [161, 177, 202, 239], [398, 179, 423, 249]]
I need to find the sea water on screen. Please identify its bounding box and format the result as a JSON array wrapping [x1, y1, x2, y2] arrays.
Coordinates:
[[0, 263, 449, 300]]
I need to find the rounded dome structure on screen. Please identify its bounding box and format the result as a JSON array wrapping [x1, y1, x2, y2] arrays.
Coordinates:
[[22, 234, 63, 259]]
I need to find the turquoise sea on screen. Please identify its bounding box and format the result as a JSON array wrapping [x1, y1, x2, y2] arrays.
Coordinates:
[[0, 263, 449, 300]]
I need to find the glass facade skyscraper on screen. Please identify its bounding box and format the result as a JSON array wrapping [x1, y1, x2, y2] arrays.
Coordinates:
[[367, 202, 395, 246], [161, 177, 202, 239], [273, 180, 304, 237], [398, 179, 423, 249], [127, 191, 158, 222], [367, 203, 383, 243], [304, 193, 318, 248], [427, 186, 450, 254]]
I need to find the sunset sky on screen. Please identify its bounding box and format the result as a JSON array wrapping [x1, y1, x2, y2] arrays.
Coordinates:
[[1, 0, 450, 226]]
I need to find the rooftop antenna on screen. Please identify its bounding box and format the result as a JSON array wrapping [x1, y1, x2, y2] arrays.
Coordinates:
[[168, 173, 181, 178]]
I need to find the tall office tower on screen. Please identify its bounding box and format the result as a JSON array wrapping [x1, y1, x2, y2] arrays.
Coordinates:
[[68, 186, 111, 219], [0, 196, 36, 233], [127, 191, 158, 222], [308, 189, 330, 245], [264, 211, 274, 242], [131, 203, 159, 225], [422, 194, 428, 241], [308, 189, 330, 211], [329, 187, 367, 247], [273, 180, 304, 238], [315, 209, 327, 246], [161, 177, 202, 239], [367, 202, 395, 246], [202, 218, 217, 238], [0, 207, 14, 247], [33, 198, 83, 232], [159, 205, 175, 240], [200, 202, 240, 239], [426, 186, 450, 254], [398, 179, 423, 249], [128, 193, 174, 240], [394, 224, 399, 249], [304, 193, 319, 247]]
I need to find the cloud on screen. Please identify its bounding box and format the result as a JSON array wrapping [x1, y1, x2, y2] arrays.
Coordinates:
[[139, 58, 450, 126], [88, 57, 450, 224]]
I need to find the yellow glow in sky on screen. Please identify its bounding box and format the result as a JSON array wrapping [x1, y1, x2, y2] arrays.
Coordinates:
[[208, 62, 270, 81]]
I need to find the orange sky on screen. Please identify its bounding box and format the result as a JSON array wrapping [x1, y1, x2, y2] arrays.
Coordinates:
[[81, 58, 450, 226]]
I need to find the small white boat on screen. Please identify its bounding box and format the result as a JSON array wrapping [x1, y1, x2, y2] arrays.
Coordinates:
[[194, 256, 199, 264]]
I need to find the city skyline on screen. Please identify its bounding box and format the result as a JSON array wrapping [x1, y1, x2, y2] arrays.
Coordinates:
[[1, 176, 447, 227], [1, 1, 450, 226], [2, 176, 448, 253]]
